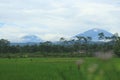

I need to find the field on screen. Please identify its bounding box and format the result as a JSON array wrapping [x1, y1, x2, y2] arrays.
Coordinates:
[[0, 58, 120, 80]]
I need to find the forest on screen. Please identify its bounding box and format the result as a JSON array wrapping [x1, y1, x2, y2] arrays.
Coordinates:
[[0, 32, 120, 58]]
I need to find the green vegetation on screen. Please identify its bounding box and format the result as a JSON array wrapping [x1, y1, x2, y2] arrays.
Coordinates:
[[114, 37, 120, 57], [0, 58, 120, 80], [0, 32, 120, 80], [0, 32, 120, 57]]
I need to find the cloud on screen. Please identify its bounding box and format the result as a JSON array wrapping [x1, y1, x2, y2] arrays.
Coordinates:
[[0, 0, 120, 42]]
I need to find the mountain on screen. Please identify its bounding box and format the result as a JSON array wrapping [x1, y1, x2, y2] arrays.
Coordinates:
[[21, 35, 42, 43], [75, 28, 113, 41]]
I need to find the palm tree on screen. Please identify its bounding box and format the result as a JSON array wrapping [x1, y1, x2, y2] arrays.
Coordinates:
[[60, 37, 65, 42], [76, 36, 84, 43], [59, 37, 68, 46], [98, 32, 105, 40], [111, 33, 119, 42], [87, 36, 92, 42]]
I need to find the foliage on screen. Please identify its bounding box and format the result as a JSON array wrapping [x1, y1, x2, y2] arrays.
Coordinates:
[[114, 37, 120, 57], [0, 39, 10, 53], [0, 32, 119, 57]]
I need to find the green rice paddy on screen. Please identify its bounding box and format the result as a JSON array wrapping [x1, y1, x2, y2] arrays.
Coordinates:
[[0, 58, 120, 80]]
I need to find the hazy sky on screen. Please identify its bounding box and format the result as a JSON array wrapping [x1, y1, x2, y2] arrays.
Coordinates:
[[0, 0, 120, 42]]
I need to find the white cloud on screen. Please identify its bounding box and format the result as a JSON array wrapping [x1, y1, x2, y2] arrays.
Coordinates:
[[0, 0, 120, 42]]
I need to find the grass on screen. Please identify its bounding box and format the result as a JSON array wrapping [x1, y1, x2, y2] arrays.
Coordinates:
[[0, 58, 120, 80]]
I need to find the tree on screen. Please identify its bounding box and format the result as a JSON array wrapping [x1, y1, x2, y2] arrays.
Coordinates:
[[60, 37, 65, 42], [98, 32, 105, 40], [76, 36, 84, 41], [0, 39, 10, 53], [87, 36, 92, 42], [75, 36, 84, 50], [111, 33, 119, 42], [0, 39, 10, 46], [114, 37, 120, 57], [8, 45, 20, 53]]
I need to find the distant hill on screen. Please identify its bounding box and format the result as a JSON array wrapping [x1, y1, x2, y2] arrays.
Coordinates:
[[75, 28, 113, 41], [21, 35, 42, 43], [11, 35, 42, 46]]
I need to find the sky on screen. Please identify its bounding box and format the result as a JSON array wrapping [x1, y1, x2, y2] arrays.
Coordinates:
[[0, 0, 120, 42]]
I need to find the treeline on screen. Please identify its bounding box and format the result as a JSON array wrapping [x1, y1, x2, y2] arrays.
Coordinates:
[[0, 32, 120, 57]]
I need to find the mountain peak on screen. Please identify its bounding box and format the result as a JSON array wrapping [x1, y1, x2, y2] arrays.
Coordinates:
[[87, 28, 107, 32], [92, 28, 101, 32], [76, 28, 113, 41]]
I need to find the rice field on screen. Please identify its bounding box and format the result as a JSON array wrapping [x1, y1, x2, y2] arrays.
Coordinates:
[[0, 58, 120, 80]]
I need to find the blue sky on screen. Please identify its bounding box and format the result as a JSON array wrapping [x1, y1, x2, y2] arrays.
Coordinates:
[[0, 0, 120, 42]]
